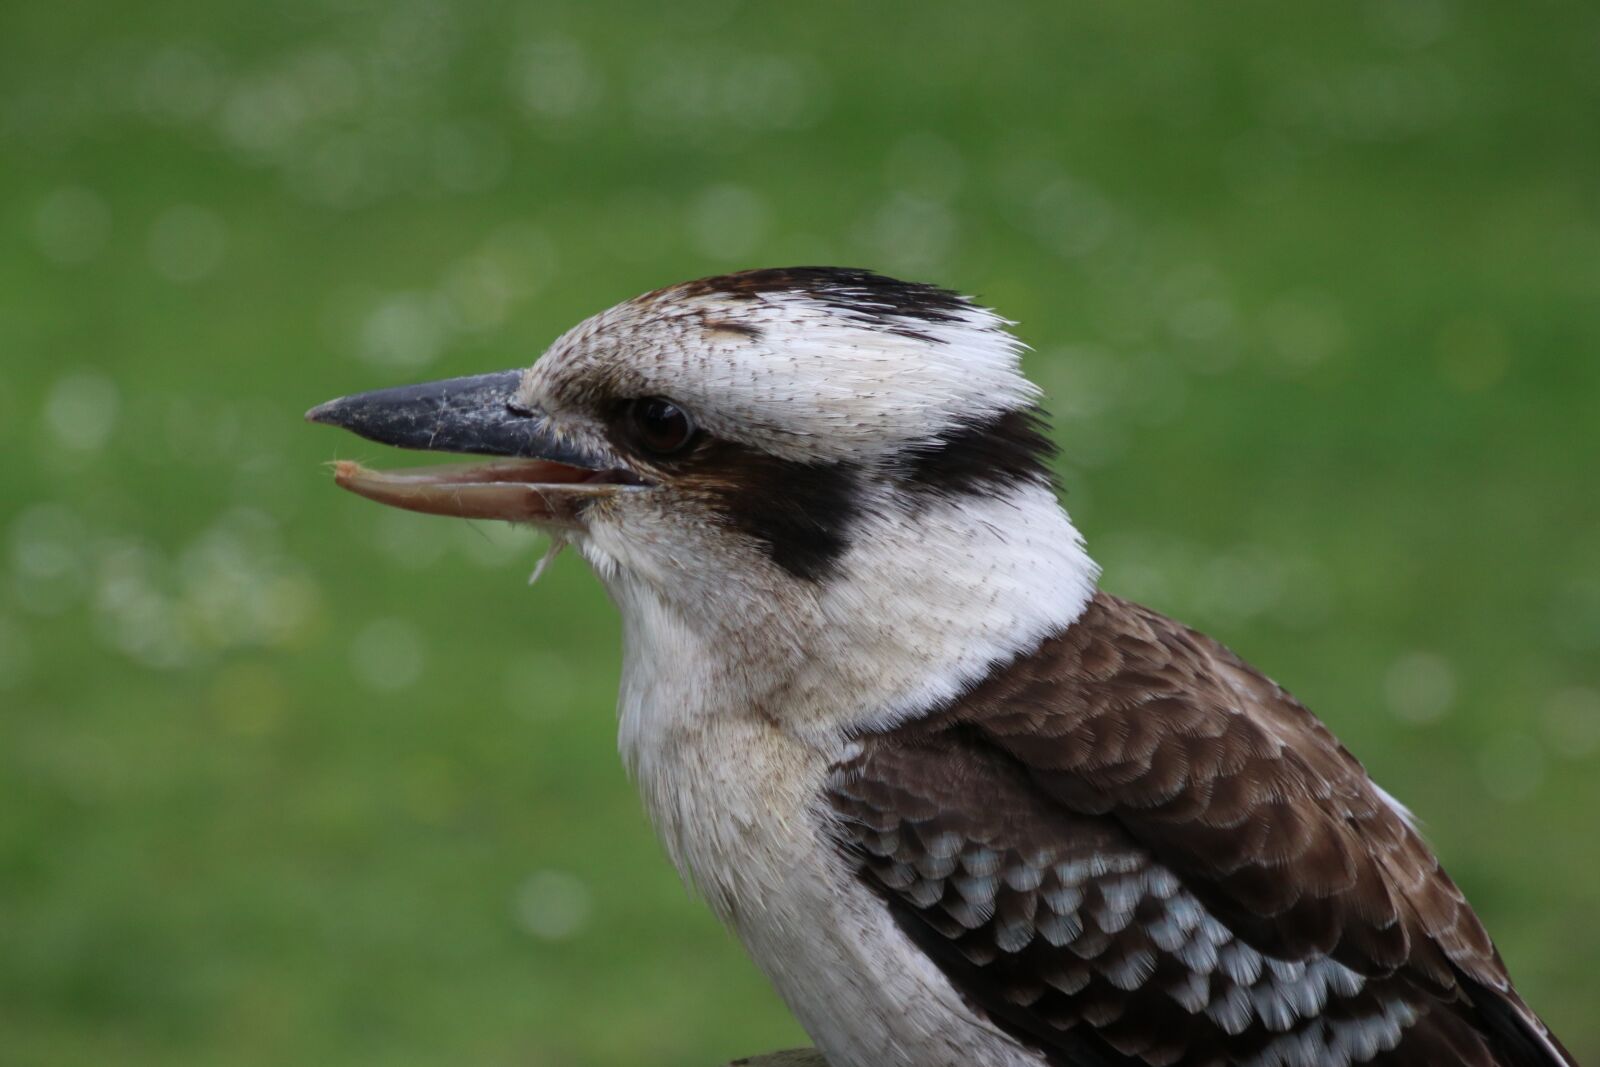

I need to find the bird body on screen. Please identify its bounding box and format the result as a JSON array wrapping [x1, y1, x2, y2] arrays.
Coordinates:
[[309, 268, 1575, 1067], [613, 479, 1089, 1067]]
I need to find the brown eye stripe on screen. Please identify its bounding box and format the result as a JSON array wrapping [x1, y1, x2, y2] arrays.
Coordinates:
[[691, 439, 861, 582], [899, 406, 1058, 501]]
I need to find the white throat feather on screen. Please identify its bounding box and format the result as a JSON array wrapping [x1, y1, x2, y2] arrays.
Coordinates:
[[602, 480, 1099, 766]]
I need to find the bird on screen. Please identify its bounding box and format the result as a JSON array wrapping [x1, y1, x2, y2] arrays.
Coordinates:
[[307, 267, 1576, 1067]]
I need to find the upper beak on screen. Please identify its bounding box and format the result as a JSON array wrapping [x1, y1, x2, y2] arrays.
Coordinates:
[[306, 371, 637, 525]]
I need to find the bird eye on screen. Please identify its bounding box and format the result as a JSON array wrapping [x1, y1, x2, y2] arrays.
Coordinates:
[[627, 397, 696, 456]]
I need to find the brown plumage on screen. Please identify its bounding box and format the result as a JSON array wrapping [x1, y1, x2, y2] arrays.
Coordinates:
[[829, 592, 1575, 1067]]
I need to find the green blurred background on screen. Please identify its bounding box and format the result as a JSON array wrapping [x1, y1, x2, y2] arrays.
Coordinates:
[[3, 2, 1597, 1064]]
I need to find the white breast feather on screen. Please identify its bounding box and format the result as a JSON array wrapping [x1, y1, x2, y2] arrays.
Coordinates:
[[605, 487, 1090, 1067]]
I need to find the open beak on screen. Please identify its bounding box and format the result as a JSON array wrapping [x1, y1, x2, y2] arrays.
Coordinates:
[[306, 371, 638, 526]]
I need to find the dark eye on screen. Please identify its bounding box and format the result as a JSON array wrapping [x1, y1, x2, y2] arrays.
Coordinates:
[[627, 397, 696, 456]]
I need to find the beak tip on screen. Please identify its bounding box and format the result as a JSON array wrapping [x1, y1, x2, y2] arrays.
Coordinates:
[[305, 399, 341, 426]]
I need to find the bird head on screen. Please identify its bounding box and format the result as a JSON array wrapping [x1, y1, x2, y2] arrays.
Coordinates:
[[309, 268, 1098, 732]]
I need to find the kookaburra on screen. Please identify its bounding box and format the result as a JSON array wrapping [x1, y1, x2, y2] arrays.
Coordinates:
[[309, 268, 1575, 1067]]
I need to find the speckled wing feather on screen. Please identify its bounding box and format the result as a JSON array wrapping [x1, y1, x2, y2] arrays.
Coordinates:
[[828, 593, 1574, 1067]]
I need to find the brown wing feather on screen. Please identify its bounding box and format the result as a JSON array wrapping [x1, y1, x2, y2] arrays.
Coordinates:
[[828, 592, 1574, 1066]]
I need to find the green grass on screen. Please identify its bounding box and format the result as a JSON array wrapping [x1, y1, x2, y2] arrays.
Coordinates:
[[2, 2, 1597, 1063]]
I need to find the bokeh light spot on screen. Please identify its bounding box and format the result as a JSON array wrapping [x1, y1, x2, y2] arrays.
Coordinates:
[[350, 617, 425, 691], [1384, 651, 1456, 724], [510, 37, 603, 121], [137, 44, 225, 124], [42, 371, 120, 453], [359, 292, 455, 368], [512, 870, 592, 942], [372, 510, 451, 571], [1258, 291, 1348, 376], [868, 193, 956, 276], [688, 184, 770, 262], [9, 503, 91, 616]]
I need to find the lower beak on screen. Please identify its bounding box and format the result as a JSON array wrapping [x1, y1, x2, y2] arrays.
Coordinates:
[[306, 371, 638, 526], [326, 458, 626, 526]]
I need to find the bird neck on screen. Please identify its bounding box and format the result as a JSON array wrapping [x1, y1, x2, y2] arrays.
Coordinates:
[[608, 483, 1100, 755], [794, 483, 1100, 737]]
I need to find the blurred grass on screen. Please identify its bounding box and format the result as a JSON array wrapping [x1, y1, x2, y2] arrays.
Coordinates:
[[1, 1, 1597, 1064]]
